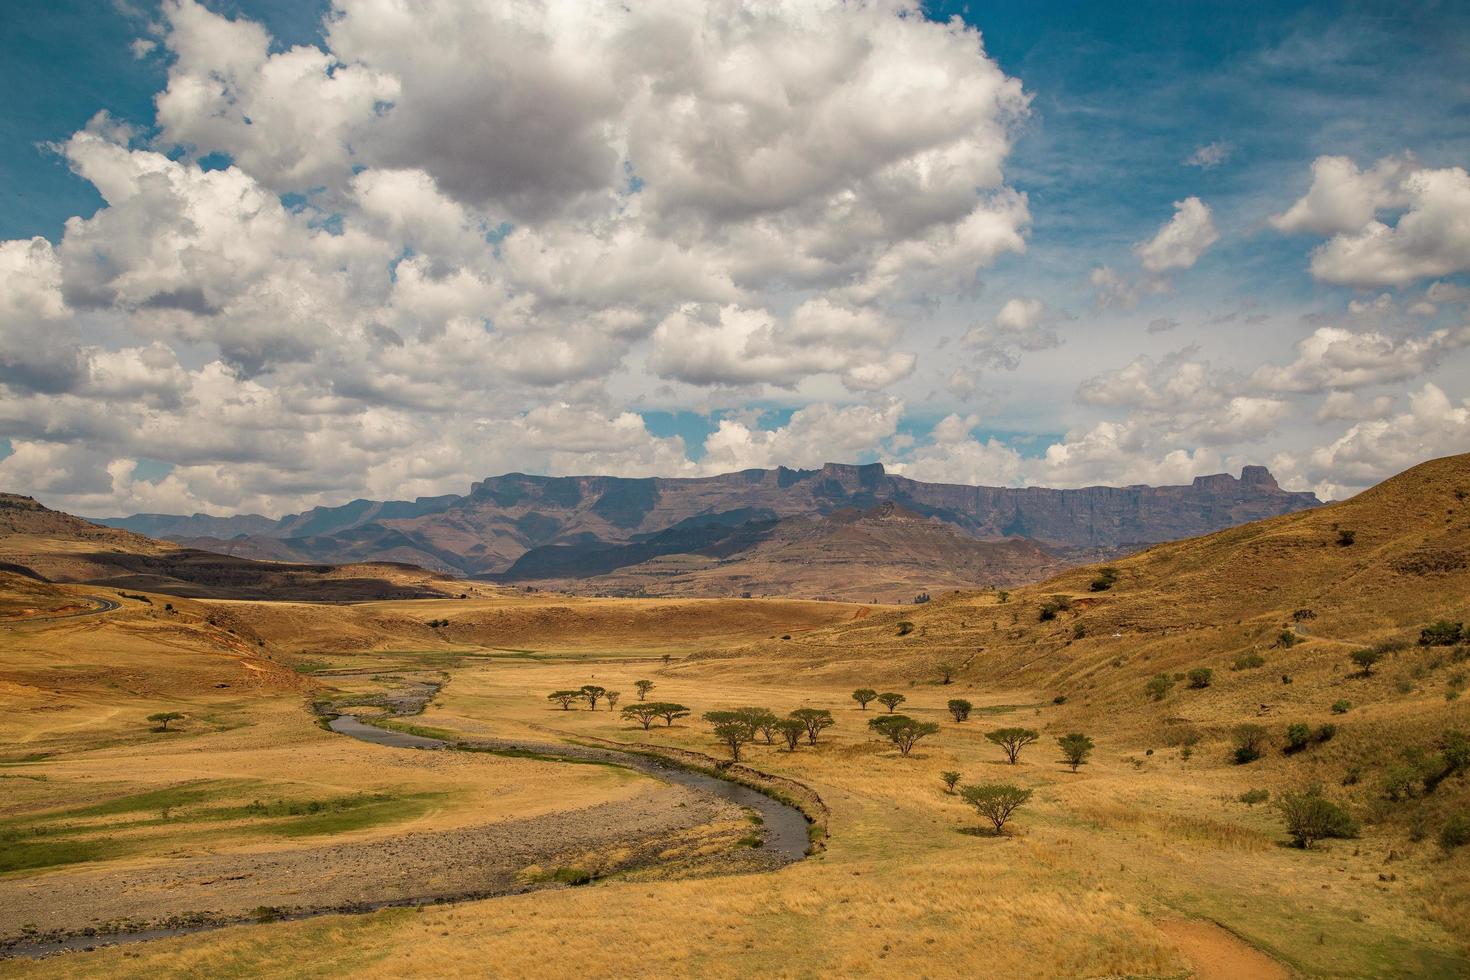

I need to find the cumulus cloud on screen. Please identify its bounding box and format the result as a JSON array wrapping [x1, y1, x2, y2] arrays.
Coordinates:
[[1133, 196, 1219, 273], [1250, 325, 1470, 394], [700, 400, 904, 473], [1274, 154, 1470, 287], [1296, 383, 1470, 497], [960, 296, 1061, 369]]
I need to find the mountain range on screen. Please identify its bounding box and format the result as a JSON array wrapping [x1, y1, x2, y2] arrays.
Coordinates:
[[92, 463, 1320, 599]]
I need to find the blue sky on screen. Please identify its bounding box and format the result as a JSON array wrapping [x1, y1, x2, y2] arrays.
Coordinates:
[[1, 0, 1467, 516]]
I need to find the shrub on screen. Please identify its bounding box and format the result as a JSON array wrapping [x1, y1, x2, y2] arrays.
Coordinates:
[[1232, 652, 1266, 671], [789, 708, 835, 745], [1277, 629, 1299, 648], [996, 591, 1010, 604], [947, 699, 973, 722], [877, 692, 906, 713], [1038, 595, 1072, 622], [852, 688, 878, 710], [1351, 648, 1384, 676], [1382, 763, 1421, 801], [959, 783, 1032, 835], [1336, 528, 1356, 547], [1187, 667, 1213, 689], [1276, 786, 1358, 847], [985, 727, 1040, 765], [1232, 724, 1269, 764], [547, 690, 584, 710], [1090, 567, 1119, 592], [868, 715, 940, 756], [1441, 815, 1470, 850], [1052, 694, 1067, 705], [896, 621, 916, 636], [1421, 620, 1465, 647], [1161, 723, 1201, 748], [1284, 723, 1312, 754], [940, 770, 962, 793], [1057, 732, 1094, 772], [774, 718, 806, 751], [1315, 723, 1337, 743], [1145, 673, 1174, 701], [1238, 788, 1270, 805], [914, 592, 931, 604], [1331, 699, 1352, 714]]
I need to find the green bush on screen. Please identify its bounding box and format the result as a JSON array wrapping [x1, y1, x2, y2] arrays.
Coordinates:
[[1331, 699, 1352, 714], [1056, 732, 1094, 772], [1186, 667, 1213, 689], [1238, 788, 1269, 806], [1351, 648, 1384, 675], [1232, 652, 1266, 671], [1284, 723, 1312, 754], [1145, 673, 1174, 701], [896, 621, 916, 636], [1336, 528, 1356, 547], [1089, 567, 1119, 592], [1421, 620, 1465, 647], [947, 699, 973, 722], [1441, 814, 1470, 850], [1276, 786, 1358, 847], [958, 783, 1033, 834], [1232, 724, 1268, 764]]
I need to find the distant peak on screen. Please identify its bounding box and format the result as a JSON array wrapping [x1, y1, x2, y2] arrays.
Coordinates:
[[1191, 466, 1281, 492]]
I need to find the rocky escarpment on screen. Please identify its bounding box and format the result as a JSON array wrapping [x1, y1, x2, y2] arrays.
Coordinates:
[[92, 464, 1320, 579]]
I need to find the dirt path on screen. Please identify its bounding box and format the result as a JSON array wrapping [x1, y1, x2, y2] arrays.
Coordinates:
[[1157, 919, 1291, 980]]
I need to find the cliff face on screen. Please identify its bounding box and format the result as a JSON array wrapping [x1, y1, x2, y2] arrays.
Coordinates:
[[92, 463, 1321, 577]]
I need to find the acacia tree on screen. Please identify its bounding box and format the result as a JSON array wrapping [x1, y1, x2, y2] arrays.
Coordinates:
[[744, 708, 780, 745], [1351, 648, 1383, 676], [656, 702, 691, 727], [852, 688, 878, 710], [959, 783, 1032, 835], [622, 702, 661, 730], [940, 770, 962, 794], [548, 690, 584, 711], [985, 727, 1040, 764], [580, 685, 607, 710], [635, 679, 655, 700], [948, 699, 972, 722], [1057, 732, 1094, 772], [775, 718, 806, 751], [605, 690, 621, 710], [148, 711, 184, 731], [790, 708, 835, 745], [869, 715, 939, 756], [936, 661, 957, 684], [877, 692, 906, 713], [704, 710, 758, 762]]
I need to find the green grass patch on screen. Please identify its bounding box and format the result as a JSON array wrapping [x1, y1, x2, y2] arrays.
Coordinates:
[[0, 836, 127, 874]]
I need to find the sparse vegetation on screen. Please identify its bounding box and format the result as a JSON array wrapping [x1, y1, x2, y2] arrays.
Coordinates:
[[851, 688, 877, 710], [868, 715, 939, 756], [1056, 732, 1093, 772], [1145, 673, 1174, 701], [896, 620, 916, 636], [1352, 647, 1384, 676], [947, 698, 972, 722], [1331, 698, 1352, 714], [877, 692, 906, 713], [959, 783, 1032, 835], [935, 661, 957, 684], [1089, 567, 1119, 592], [1441, 814, 1470, 850], [985, 727, 1039, 765], [940, 770, 962, 793], [1238, 788, 1269, 806], [635, 679, 655, 700], [1421, 620, 1465, 646], [1336, 528, 1356, 547], [1232, 652, 1266, 671], [1186, 667, 1213, 689]]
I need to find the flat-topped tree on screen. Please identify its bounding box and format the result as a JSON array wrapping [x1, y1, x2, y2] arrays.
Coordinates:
[[790, 708, 835, 745], [147, 711, 184, 731], [960, 783, 1032, 835], [704, 710, 759, 762], [580, 685, 606, 710], [869, 715, 939, 756], [775, 718, 806, 751], [877, 692, 906, 713], [655, 703, 690, 726], [548, 690, 584, 710], [635, 680, 655, 700], [852, 688, 877, 710], [622, 702, 661, 729], [747, 708, 780, 745], [985, 727, 1039, 764]]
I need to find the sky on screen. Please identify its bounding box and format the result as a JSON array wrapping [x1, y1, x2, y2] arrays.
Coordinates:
[[1, 0, 1468, 518]]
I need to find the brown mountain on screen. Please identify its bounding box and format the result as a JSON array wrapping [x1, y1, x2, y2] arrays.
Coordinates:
[[0, 493, 466, 602], [95, 463, 1320, 585]]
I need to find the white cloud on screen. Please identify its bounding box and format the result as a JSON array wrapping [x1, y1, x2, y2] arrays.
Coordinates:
[[1273, 154, 1470, 288], [1251, 325, 1470, 394], [700, 400, 904, 473], [1297, 383, 1470, 497], [1185, 141, 1232, 169], [1133, 196, 1219, 273], [960, 296, 1061, 369]]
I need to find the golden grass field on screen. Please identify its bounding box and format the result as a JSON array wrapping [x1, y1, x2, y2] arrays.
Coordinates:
[[1, 454, 1468, 977]]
